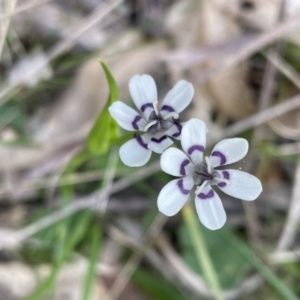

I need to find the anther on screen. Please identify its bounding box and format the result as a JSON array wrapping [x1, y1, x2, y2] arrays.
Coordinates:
[[163, 112, 179, 120], [214, 177, 231, 185], [144, 120, 158, 132], [205, 156, 212, 174], [195, 180, 208, 195], [153, 100, 159, 115]]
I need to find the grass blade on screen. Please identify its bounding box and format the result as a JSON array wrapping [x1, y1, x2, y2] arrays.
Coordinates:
[[182, 203, 224, 300], [81, 224, 102, 300]]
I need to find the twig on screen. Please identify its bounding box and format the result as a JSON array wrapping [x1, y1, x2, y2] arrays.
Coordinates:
[[265, 50, 300, 90], [0, 0, 17, 59], [157, 235, 211, 298], [277, 142, 300, 156], [218, 93, 300, 141], [0, 0, 124, 105], [105, 213, 167, 300], [276, 162, 300, 251], [269, 249, 300, 264], [0, 0, 51, 21], [0, 161, 160, 250], [109, 226, 175, 281]]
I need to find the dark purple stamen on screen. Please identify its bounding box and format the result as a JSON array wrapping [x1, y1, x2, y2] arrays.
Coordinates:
[[177, 179, 190, 195], [188, 145, 204, 155], [211, 151, 226, 165], [197, 189, 214, 200], [180, 159, 190, 176], [195, 171, 213, 180], [151, 135, 168, 143], [141, 103, 154, 113], [161, 105, 175, 112], [218, 171, 230, 188], [132, 115, 142, 130]]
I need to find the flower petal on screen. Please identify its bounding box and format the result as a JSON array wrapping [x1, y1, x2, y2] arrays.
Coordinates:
[[129, 74, 157, 119], [109, 101, 146, 131], [158, 176, 194, 216], [147, 133, 173, 154], [161, 80, 194, 115], [119, 134, 151, 167], [164, 122, 185, 140], [216, 169, 262, 201], [181, 119, 207, 164], [195, 184, 226, 230], [161, 148, 194, 177], [209, 138, 249, 168]]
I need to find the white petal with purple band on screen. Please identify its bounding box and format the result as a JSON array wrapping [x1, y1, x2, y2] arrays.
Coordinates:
[[147, 133, 173, 154], [164, 121, 185, 140], [161, 148, 193, 177], [216, 169, 262, 201], [181, 119, 207, 165], [160, 80, 194, 115], [195, 183, 226, 230], [158, 176, 194, 216], [129, 75, 157, 119], [109, 101, 146, 131], [119, 134, 151, 167], [209, 138, 249, 168]]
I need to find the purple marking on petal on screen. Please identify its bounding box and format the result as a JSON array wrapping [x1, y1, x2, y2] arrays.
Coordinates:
[[132, 115, 142, 130], [177, 179, 190, 195], [197, 189, 214, 200], [172, 123, 182, 138], [211, 151, 226, 165], [180, 159, 190, 176], [188, 145, 204, 155], [136, 136, 148, 149], [151, 135, 168, 143], [161, 105, 175, 113], [218, 171, 230, 188], [141, 103, 153, 113]]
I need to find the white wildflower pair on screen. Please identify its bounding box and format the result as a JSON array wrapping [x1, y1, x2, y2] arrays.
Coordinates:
[[109, 74, 262, 230]]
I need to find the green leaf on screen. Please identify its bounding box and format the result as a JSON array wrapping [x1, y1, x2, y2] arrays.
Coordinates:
[[87, 60, 120, 155]]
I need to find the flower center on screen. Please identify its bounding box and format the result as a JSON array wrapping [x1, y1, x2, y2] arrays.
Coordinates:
[[193, 157, 231, 193], [144, 109, 178, 135]]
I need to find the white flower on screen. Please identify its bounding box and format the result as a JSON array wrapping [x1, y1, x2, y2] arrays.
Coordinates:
[[109, 74, 194, 167], [158, 119, 263, 230]]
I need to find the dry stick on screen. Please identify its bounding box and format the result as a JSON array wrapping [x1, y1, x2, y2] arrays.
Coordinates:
[[109, 227, 179, 282], [0, 0, 124, 104], [0, 161, 160, 250], [265, 50, 300, 89], [270, 248, 300, 264], [218, 93, 300, 141], [243, 29, 284, 244], [0, 0, 51, 21], [276, 162, 300, 251], [0, 0, 17, 59], [106, 213, 167, 300], [196, 15, 300, 85]]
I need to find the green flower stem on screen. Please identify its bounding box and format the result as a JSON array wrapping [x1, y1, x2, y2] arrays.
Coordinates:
[[182, 203, 224, 300]]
